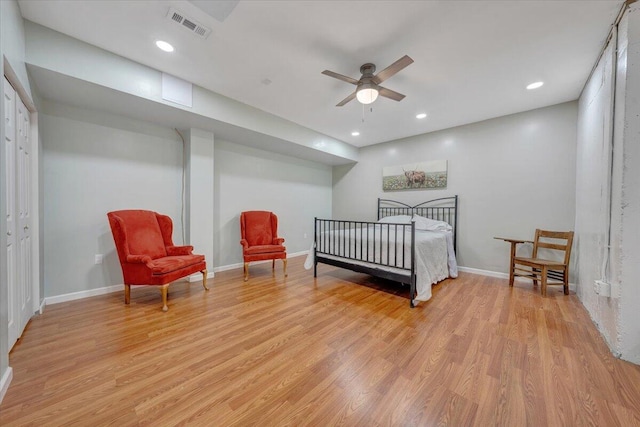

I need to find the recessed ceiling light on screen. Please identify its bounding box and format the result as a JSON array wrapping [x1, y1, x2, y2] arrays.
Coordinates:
[[416, 113, 427, 119], [526, 81, 544, 90], [156, 40, 174, 52], [351, 131, 360, 136]]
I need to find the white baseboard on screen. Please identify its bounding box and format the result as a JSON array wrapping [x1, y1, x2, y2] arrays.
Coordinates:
[[188, 271, 215, 282], [458, 266, 508, 279], [0, 367, 13, 405], [287, 250, 309, 258], [44, 253, 311, 305], [45, 284, 123, 306], [458, 266, 576, 291], [39, 298, 46, 315], [214, 262, 246, 273], [212, 250, 309, 273], [45, 269, 220, 305], [51, 254, 580, 307]]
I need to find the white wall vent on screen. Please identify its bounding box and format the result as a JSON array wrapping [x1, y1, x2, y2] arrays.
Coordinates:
[[166, 7, 211, 39]]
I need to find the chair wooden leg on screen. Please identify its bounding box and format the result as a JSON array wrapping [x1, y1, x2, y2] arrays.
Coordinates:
[[201, 269, 209, 291], [564, 269, 569, 295], [509, 263, 515, 287], [541, 267, 548, 297], [124, 284, 131, 305], [283, 258, 288, 277], [508, 242, 516, 287], [161, 284, 170, 312], [244, 262, 249, 282], [272, 259, 275, 270]]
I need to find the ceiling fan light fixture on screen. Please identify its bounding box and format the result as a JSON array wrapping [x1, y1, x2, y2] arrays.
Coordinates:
[[356, 83, 379, 105]]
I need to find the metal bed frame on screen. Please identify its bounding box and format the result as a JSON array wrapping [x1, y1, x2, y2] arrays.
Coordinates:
[[313, 196, 458, 307]]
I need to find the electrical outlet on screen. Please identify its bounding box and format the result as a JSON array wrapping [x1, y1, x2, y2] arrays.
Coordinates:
[[594, 280, 611, 297], [304, 233, 308, 239], [95, 254, 103, 264]]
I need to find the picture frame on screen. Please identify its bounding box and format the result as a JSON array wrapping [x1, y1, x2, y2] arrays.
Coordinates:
[[382, 160, 447, 191]]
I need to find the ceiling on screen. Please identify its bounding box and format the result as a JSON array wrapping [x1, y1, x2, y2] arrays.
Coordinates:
[[18, 0, 622, 148]]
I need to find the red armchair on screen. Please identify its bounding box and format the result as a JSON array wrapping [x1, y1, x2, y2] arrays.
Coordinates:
[[107, 210, 208, 311], [240, 211, 287, 281]]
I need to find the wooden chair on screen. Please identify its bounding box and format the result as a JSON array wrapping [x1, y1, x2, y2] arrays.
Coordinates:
[[496, 230, 574, 296]]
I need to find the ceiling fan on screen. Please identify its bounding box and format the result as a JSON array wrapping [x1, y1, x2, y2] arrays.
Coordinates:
[[322, 55, 414, 107]]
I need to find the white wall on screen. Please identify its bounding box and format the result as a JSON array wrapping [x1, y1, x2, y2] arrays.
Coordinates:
[[616, 3, 640, 365], [333, 102, 578, 274], [1, 0, 31, 95], [575, 37, 618, 351], [578, 4, 640, 364], [41, 101, 333, 292], [214, 140, 332, 268], [41, 101, 184, 297], [184, 128, 214, 275]]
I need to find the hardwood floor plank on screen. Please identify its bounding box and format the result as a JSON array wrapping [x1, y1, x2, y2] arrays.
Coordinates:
[[422, 389, 478, 426], [2, 259, 640, 425]]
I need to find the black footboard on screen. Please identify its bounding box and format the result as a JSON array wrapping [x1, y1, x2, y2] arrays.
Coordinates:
[[313, 218, 417, 306]]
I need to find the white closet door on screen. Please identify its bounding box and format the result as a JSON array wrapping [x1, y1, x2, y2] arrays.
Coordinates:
[[16, 96, 33, 340], [4, 76, 33, 350], [4, 77, 18, 349]]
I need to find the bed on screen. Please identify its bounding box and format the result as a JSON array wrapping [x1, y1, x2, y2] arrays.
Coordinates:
[[308, 196, 458, 307]]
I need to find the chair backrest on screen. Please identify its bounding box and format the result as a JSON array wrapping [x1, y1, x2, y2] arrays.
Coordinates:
[[532, 229, 574, 265], [240, 211, 278, 246], [107, 210, 169, 261]]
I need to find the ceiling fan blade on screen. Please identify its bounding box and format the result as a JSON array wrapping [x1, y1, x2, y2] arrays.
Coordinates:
[[336, 92, 357, 107], [378, 86, 406, 102], [322, 70, 359, 85], [372, 55, 414, 84]]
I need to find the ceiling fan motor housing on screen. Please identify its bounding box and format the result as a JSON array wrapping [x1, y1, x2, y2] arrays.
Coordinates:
[[358, 64, 378, 92], [360, 63, 376, 76]]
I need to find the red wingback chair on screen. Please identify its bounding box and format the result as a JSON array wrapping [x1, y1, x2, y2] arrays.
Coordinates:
[[107, 210, 208, 311], [240, 211, 287, 281]]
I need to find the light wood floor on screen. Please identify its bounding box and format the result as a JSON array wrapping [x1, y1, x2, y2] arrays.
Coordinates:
[[2, 257, 640, 426]]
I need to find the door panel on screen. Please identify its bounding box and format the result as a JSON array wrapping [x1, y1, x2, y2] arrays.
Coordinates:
[[4, 77, 18, 349], [16, 96, 33, 338]]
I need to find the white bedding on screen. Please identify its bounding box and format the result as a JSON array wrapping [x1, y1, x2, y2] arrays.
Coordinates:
[[304, 225, 458, 302]]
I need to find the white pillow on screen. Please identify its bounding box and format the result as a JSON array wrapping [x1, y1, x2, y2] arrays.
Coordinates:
[[412, 214, 452, 231], [377, 215, 412, 224]]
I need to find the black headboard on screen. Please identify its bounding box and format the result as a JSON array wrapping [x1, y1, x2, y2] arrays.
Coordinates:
[[377, 196, 458, 251]]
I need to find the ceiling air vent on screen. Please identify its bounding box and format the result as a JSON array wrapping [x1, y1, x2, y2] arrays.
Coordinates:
[[166, 7, 211, 39]]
